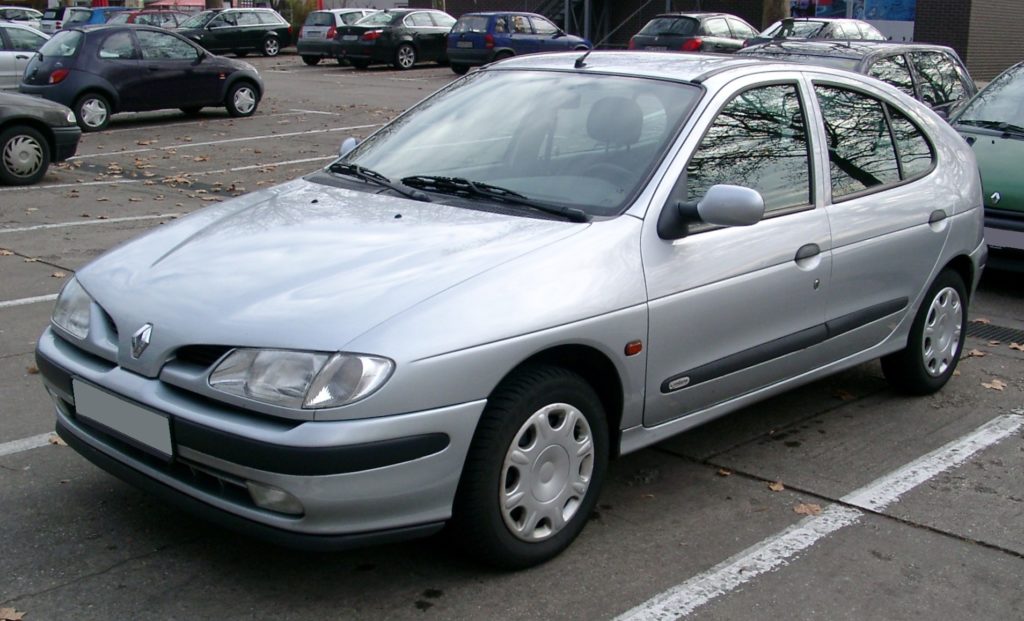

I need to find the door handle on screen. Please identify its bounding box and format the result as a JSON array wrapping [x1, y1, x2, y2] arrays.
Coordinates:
[[794, 243, 820, 262], [16, 54, 30, 60], [928, 210, 947, 224]]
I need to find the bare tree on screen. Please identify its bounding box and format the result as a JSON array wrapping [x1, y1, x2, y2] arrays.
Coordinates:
[[205, 0, 224, 9], [762, 0, 790, 28]]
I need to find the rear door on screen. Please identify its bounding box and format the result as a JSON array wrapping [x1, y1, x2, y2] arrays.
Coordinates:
[[236, 11, 264, 50], [508, 14, 540, 55], [700, 17, 735, 53]]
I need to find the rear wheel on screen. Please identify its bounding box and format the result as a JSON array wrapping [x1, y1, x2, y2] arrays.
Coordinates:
[[881, 269, 967, 395], [452, 365, 608, 569], [225, 81, 259, 117], [73, 92, 111, 132], [262, 37, 280, 57], [394, 43, 416, 70], [493, 50, 513, 62], [301, 55, 320, 66], [0, 125, 50, 185], [451, 63, 469, 75]]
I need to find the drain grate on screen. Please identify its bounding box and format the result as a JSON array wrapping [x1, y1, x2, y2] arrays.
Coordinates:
[[966, 321, 1024, 343]]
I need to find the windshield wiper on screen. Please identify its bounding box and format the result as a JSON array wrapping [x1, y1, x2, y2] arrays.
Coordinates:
[[328, 162, 431, 202], [400, 175, 589, 223], [957, 119, 1024, 136]]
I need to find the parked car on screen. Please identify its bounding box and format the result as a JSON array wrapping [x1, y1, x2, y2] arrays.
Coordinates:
[[38, 6, 92, 34], [19, 25, 263, 131], [0, 6, 43, 30], [297, 8, 376, 65], [627, 12, 757, 54], [952, 61, 1024, 270], [176, 8, 291, 57], [0, 90, 80, 184], [107, 10, 191, 29], [0, 22, 47, 89], [745, 17, 886, 47], [737, 41, 976, 118], [447, 11, 590, 75], [335, 8, 455, 70], [36, 51, 985, 568]]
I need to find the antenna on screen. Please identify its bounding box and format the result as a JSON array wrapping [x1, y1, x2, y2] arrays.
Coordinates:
[[574, 48, 593, 68]]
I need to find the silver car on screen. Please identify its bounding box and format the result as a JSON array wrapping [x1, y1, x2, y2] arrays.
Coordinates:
[[37, 52, 986, 568], [0, 22, 46, 90]]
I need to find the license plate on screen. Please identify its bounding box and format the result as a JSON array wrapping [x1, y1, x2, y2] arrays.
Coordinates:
[[456, 40, 473, 48], [305, 31, 323, 39], [342, 34, 358, 41], [73, 380, 172, 459], [645, 46, 667, 51]]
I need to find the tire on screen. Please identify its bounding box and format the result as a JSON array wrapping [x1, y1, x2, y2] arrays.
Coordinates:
[[180, 106, 203, 116], [881, 269, 967, 395], [73, 92, 111, 132], [493, 50, 513, 62], [262, 37, 280, 57], [394, 43, 416, 70], [452, 364, 609, 569], [451, 63, 469, 75], [301, 55, 320, 66], [224, 81, 259, 118], [0, 125, 50, 186], [335, 57, 347, 66], [351, 59, 369, 70]]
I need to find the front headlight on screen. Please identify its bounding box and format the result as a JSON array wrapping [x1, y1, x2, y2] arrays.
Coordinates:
[[65, 110, 76, 124], [52, 278, 91, 339], [209, 348, 394, 409]]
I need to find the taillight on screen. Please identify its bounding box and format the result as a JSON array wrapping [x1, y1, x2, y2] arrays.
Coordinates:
[[627, 37, 635, 50], [361, 29, 382, 41], [681, 37, 702, 52], [55, 20, 62, 29], [298, 26, 304, 38], [49, 68, 69, 84], [326, 25, 336, 39], [484, 33, 494, 49]]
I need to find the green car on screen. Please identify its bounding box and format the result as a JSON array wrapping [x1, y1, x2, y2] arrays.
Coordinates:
[[953, 61, 1024, 270]]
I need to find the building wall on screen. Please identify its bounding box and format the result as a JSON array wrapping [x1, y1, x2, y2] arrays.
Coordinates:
[[964, 0, 1024, 79]]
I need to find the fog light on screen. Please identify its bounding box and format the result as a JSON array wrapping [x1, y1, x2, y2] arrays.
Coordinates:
[[246, 481, 304, 516]]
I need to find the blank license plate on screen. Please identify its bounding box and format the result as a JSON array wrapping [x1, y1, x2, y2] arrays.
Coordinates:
[[73, 380, 172, 459], [456, 40, 473, 48], [645, 46, 667, 51], [342, 34, 358, 41]]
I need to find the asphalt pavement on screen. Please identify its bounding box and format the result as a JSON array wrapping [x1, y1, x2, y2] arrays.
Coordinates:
[[1, 54, 1022, 621]]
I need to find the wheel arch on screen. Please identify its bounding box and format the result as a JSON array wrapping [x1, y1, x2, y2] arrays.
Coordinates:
[[75, 87, 120, 114], [942, 254, 975, 302], [0, 118, 56, 161], [222, 74, 263, 101]]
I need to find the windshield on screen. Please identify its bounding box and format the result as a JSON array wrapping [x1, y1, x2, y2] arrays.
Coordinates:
[[639, 16, 698, 36], [335, 70, 699, 217], [355, 11, 400, 26], [763, 20, 826, 38], [178, 10, 214, 29], [38, 30, 83, 57], [955, 63, 1024, 127]]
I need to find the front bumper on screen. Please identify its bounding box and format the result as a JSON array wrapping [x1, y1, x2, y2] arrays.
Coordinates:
[[52, 126, 81, 162], [36, 327, 485, 546]]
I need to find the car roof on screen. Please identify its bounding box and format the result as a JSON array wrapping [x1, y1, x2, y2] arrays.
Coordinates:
[[495, 50, 780, 83], [315, 8, 374, 13], [653, 12, 743, 19], [744, 40, 958, 61]]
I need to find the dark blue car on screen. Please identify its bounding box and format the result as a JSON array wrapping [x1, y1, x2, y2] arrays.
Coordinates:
[[447, 11, 590, 75]]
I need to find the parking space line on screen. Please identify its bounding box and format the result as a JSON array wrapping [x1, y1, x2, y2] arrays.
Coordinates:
[[0, 213, 181, 235], [0, 293, 58, 309], [0, 433, 53, 458], [614, 413, 1024, 621], [0, 179, 140, 193], [100, 110, 322, 134]]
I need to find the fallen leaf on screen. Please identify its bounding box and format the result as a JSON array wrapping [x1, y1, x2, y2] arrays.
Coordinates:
[[193, 155, 209, 162], [716, 468, 732, 477], [953, 370, 961, 376], [988, 340, 1002, 346], [793, 503, 822, 516], [981, 379, 1007, 391], [641, 493, 655, 499], [0, 249, 13, 256], [0, 607, 25, 621], [128, 197, 142, 202], [23, 257, 39, 263], [768, 481, 785, 492], [834, 389, 856, 401], [51, 271, 67, 279], [48, 434, 67, 447], [96, 197, 110, 202], [26, 365, 38, 375], [966, 349, 987, 358], [1010, 343, 1024, 352], [973, 317, 991, 325]]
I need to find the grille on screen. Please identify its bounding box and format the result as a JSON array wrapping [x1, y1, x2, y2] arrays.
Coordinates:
[[174, 345, 233, 368], [966, 321, 1024, 343]]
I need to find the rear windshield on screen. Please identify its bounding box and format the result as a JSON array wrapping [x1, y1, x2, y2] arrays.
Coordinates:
[[452, 15, 489, 34], [106, 12, 130, 24], [178, 10, 215, 29], [638, 16, 698, 37], [42, 9, 59, 19], [304, 11, 334, 26], [763, 20, 827, 38], [39, 30, 83, 57]]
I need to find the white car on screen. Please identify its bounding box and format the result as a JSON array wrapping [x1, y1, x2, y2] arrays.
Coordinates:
[[0, 21, 46, 89], [0, 5, 42, 30]]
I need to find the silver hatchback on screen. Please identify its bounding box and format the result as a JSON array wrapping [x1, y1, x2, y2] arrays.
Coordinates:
[[37, 52, 986, 568]]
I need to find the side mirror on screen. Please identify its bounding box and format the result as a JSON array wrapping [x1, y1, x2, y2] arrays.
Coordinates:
[[657, 184, 764, 240], [553, 30, 565, 38], [339, 136, 360, 157]]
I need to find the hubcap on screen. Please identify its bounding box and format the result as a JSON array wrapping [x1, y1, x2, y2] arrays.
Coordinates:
[[2, 134, 43, 178], [233, 87, 256, 114], [500, 403, 594, 542], [265, 39, 279, 55], [79, 98, 108, 128], [921, 286, 962, 377], [398, 46, 415, 68]]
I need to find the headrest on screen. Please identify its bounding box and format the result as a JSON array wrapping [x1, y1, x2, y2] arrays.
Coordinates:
[[587, 96, 643, 146]]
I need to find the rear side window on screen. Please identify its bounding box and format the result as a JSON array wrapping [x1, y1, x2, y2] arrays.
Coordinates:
[[815, 85, 900, 199], [406, 12, 434, 28], [452, 15, 488, 33], [107, 12, 130, 24], [702, 18, 731, 37], [38, 30, 82, 56], [256, 11, 284, 25], [868, 55, 915, 97], [684, 83, 812, 214], [639, 17, 698, 36], [67, 9, 91, 24], [237, 12, 261, 26], [888, 107, 934, 179], [339, 12, 363, 26], [727, 18, 757, 39], [431, 13, 455, 28], [910, 51, 967, 108]]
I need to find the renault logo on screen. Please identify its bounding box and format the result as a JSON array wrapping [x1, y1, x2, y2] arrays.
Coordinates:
[[991, 191, 1001, 205], [131, 323, 153, 358]]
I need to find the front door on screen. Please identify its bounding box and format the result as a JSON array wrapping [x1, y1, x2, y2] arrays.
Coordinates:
[[642, 76, 832, 427], [95, 30, 145, 110], [135, 30, 221, 109]]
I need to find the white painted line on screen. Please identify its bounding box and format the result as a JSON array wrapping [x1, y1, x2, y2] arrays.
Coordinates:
[[288, 108, 343, 116], [0, 293, 58, 309], [101, 110, 311, 134], [196, 156, 334, 176], [0, 213, 181, 235], [0, 433, 53, 458], [0, 179, 141, 193], [615, 413, 1024, 621]]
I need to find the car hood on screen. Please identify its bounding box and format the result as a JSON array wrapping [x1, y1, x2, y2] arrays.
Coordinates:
[[0, 91, 70, 116], [958, 127, 1024, 212], [76, 179, 588, 374]]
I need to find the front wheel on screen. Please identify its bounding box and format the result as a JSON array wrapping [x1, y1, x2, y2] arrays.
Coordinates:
[[881, 269, 967, 395], [180, 106, 203, 116], [301, 55, 320, 66], [262, 37, 280, 57], [74, 92, 111, 132], [225, 81, 259, 118], [0, 125, 51, 185], [451, 63, 469, 75], [394, 43, 416, 70], [452, 365, 608, 569]]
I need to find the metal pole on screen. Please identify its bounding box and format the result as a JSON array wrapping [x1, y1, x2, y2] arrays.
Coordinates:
[[565, 0, 571, 33], [584, 0, 591, 41]]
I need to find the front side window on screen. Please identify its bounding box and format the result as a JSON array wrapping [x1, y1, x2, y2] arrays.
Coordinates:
[[178, 10, 214, 29], [683, 84, 812, 214], [954, 63, 1024, 130], [531, 16, 558, 35], [98, 31, 136, 59], [137, 30, 198, 61], [67, 9, 91, 24], [910, 51, 966, 108], [815, 85, 900, 199], [6, 27, 46, 51], [106, 12, 130, 24], [868, 55, 915, 97]]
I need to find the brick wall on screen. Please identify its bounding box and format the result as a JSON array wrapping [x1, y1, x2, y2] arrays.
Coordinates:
[[914, 0, 972, 67], [965, 0, 1024, 80]]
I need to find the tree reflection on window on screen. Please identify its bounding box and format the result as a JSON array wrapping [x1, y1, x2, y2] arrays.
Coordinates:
[[868, 55, 915, 97], [684, 84, 811, 213], [910, 52, 965, 108], [816, 85, 900, 198]]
